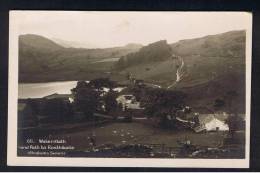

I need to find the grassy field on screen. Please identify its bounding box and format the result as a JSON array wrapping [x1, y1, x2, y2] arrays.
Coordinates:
[[44, 122, 229, 150], [58, 123, 232, 149], [17, 121, 245, 158]]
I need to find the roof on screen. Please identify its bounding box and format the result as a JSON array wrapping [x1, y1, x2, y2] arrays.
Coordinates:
[[214, 113, 229, 121], [198, 114, 215, 124], [194, 114, 229, 132], [198, 114, 228, 124], [43, 93, 72, 99]]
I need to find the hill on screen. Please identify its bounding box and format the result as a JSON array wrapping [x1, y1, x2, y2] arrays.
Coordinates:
[[114, 40, 176, 83], [19, 31, 246, 113], [174, 30, 246, 113], [52, 38, 98, 49], [20, 34, 64, 51], [170, 30, 245, 58], [115, 40, 172, 69], [114, 30, 246, 113], [114, 30, 245, 83], [19, 34, 142, 82]]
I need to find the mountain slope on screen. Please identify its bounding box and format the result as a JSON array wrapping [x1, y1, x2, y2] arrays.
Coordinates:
[[20, 34, 64, 51], [170, 30, 245, 58], [19, 31, 246, 113], [115, 40, 172, 69], [172, 31, 246, 113], [114, 40, 176, 83], [114, 30, 245, 83], [19, 34, 142, 82], [114, 30, 246, 113], [52, 38, 98, 49]]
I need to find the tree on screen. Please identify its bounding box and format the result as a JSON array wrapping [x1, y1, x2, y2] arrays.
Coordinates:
[[225, 90, 238, 113], [225, 114, 244, 138], [88, 78, 116, 91], [43, 98, 72, 122], [71, 81, 89, 95], [72, 81, 100, 120], [103, 90, 118, 114], [130, 85, 146, 102], [142, 88, 187, 128], [224, 90, 241, 139], [214, 98, 225, 110]]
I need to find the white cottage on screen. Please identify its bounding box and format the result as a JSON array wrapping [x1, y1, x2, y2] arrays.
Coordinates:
[[194, 114, 229, 132], [116, 95, 143, 111]]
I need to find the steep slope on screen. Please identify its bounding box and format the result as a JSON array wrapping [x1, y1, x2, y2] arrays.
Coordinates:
[[170, 30, 246, 90], [170, 30, 245, 58], [116, 40, 172, 69], [171, 31, 246, 113], [19, 34, 142, 82], [114, 40, 176, 83], [115, 30, 245, 84], [115, 30, 246, 113], [20, 34, 64, 51]]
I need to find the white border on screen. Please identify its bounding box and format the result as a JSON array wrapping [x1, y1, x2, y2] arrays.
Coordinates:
[[7, 11, 252, 168]]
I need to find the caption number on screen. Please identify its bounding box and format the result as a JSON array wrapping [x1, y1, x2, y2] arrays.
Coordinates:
[[26, 139, 34, 143]]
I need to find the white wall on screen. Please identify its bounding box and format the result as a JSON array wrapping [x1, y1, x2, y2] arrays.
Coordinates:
[[205, 118, 229, 131]]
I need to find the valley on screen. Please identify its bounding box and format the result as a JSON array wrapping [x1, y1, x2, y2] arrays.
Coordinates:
[[18, 30, 246, 113]]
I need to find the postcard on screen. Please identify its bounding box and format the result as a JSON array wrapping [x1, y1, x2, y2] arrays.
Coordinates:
[[8, 11, 252, 167]]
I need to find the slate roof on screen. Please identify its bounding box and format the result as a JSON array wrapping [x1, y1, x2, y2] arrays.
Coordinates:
[[198, 114, 215, 124], [198, 114, 228, 124]]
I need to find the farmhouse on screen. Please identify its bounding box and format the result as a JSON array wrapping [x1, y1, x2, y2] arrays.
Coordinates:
[[116, 95, 143, 111], [194, 114, 229, 133]]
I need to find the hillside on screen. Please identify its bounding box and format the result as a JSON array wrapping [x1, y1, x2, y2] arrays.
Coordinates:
[[115, 40, 172, 69], [52, 38, 97, 49], [170, 31, 246, 108], [175, 30, 246, 113], [114, 40, 177, 83], [170, 30, 245, 58], [114, 30, 245, 83], [19, 31, 246, 113], [114, 30, 246, 113], [19, 34, 64, 51], [19, 34, 142, 82]]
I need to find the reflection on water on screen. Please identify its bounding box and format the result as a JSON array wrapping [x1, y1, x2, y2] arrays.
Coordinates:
[[19, 81, 78, 99], [93, 57, 120, 63]]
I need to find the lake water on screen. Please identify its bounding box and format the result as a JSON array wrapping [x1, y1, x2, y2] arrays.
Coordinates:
[[93, 57, 120, 63], [19, 81, 125, 99], [19, 81, 78, 98]]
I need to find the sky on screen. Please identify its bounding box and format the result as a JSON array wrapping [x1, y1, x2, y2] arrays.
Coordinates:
[[11, 11, 252, 48]]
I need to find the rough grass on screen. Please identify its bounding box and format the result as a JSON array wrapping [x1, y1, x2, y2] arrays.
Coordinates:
[[22, 122, 238, 150], [17, 121, 245, 158]]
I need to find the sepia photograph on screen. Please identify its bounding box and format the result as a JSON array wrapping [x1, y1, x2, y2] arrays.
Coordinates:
[[8, 11, 252, 167]]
